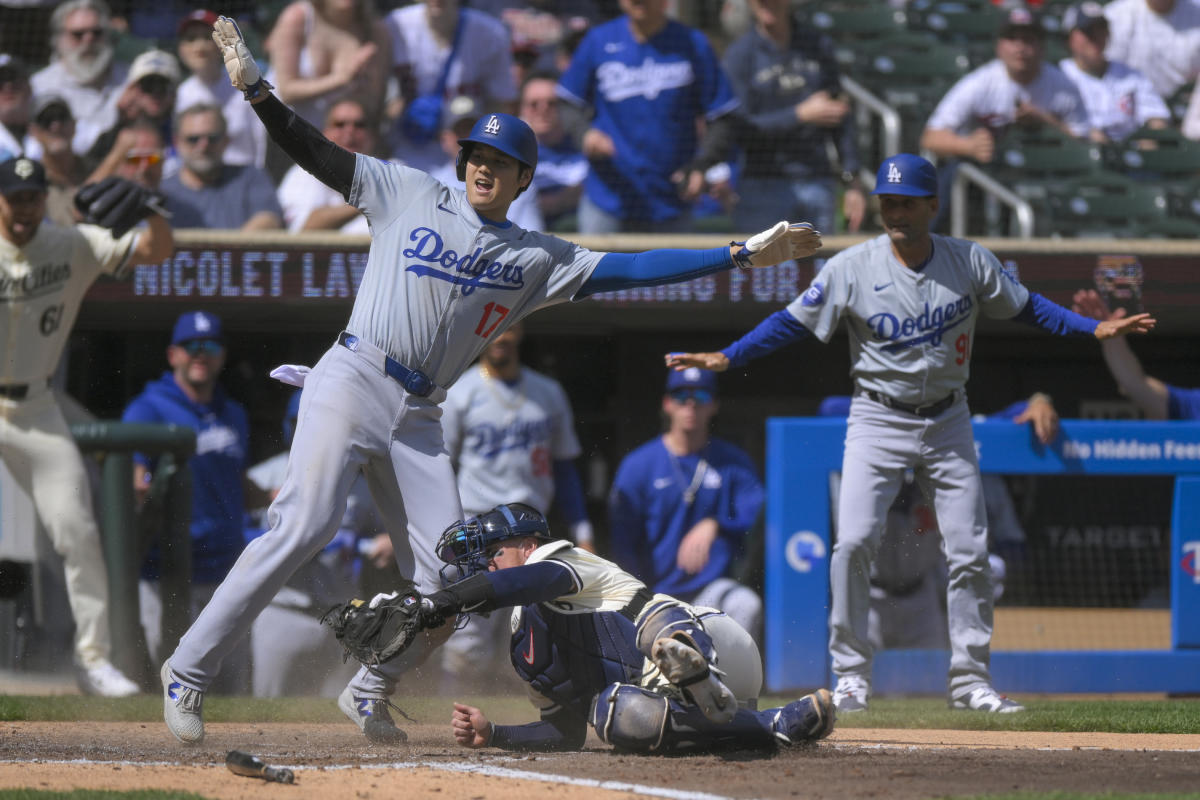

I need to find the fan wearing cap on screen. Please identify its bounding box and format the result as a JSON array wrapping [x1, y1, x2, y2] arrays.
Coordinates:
[[609, 367, 765, 644], [0, 153, 172, 697], [121, 311, 265, 696], [27, 96, 88, 227], [921, 4, 1091, 169], [154, 18, 820, 747], [1057, 2, 1169, 143], [666, 152, 1156, 715], [0, 55, 34, 163], [175, 10, 268, 170]]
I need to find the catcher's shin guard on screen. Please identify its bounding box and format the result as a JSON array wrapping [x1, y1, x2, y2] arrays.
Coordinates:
[[635, 600, 718, 663], [590, 683, 779, 753], [636, 600, 737, 722]]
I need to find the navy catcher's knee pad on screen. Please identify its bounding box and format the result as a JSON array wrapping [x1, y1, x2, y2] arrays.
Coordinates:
[[590, 683, 669, 752], [636, 600, 717, 663]]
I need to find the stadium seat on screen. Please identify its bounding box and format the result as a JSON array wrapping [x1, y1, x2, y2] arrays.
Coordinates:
[[1045, 171, 1170, 237], [855, 43, 971, 153], [1113, 126, 1200, 179]]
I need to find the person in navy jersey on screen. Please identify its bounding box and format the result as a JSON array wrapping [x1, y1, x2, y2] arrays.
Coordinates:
[[556, 0, 740, 234], [123, 310, 264, 694], [1073, 288, 1200, 419], [608, 367, 764, 642]]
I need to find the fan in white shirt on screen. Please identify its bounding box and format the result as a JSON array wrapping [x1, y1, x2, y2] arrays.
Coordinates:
[[278, 98, 375, 234], [1057, 2, 1169, 143]]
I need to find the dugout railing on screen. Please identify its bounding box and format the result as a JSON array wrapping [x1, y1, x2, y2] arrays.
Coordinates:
[[764, 418, 1200, 694]]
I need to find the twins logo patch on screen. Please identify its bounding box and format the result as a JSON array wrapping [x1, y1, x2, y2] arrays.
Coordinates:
[[800, 281, 825, 307]]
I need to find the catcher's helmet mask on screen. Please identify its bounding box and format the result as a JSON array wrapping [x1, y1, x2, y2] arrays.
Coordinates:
[[436, 502, 552, 584], [455, 112, 538, 198]]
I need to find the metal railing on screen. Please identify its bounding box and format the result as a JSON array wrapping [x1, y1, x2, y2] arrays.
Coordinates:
[[841, 75, 901, 167], [950, 162, 1035, 239], [72, 422, 195, 684]]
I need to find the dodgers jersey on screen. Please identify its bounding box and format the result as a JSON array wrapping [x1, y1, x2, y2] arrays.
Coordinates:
[[0, 221, 137, 386], [346, 155, 604, 389], [442, 365, 582, 515], [786, 234, 1029, 405]]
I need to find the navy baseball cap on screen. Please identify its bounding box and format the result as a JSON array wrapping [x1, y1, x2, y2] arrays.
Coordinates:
[[0, 157, 47, 196], [1062, 2, 1108, 33], [665, 366, 718, 395], [998, 4, 1044, 37], [871, 153, 938, 197], [171, 311, 223, 344]]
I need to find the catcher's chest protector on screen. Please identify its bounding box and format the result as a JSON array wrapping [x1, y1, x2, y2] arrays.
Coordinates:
[[511, 604, 644, 718]]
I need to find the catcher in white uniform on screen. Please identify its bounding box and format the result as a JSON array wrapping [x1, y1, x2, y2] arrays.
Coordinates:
[[158, 19, 820, 747], [0, 156, 173, 695], [667, 153, 1154, 714]]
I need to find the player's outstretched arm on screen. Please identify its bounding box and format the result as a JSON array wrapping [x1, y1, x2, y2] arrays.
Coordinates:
[[1013, 392, 1059, 445], [212, 16, 356, 198], [1072, 289, 1169, 419], [664, 351, 730, 372]]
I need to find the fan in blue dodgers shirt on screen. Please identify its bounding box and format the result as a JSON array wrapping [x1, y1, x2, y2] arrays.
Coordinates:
[[416, 502, 835, 753], [665, 153, 1156, 716], [608, 366, 764, 644], [123, 310, 261, 695]]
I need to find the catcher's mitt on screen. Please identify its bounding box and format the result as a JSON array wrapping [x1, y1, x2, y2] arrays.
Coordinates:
[[74, 177, 168, 238], [320, 591, 441, 667]]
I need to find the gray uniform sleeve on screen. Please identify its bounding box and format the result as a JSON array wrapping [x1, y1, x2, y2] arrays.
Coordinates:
[[784, 257, 850, 342], [349, 154, 438, 234], [970, 243, 1029, 319]]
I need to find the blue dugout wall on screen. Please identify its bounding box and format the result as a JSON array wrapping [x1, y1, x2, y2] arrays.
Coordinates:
[[764, 419, 1200, 694]]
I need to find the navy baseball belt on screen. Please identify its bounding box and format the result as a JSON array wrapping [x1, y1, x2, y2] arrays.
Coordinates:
[[860, 388, 957, 418], [337, 331, 436, 398]]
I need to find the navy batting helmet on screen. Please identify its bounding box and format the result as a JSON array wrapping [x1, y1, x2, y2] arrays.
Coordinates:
[[435, 502, 551, 581], [455, 112, 538, 186]]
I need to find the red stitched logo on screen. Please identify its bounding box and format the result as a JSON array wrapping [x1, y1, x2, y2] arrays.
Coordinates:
[[522, 628, 535, 665]]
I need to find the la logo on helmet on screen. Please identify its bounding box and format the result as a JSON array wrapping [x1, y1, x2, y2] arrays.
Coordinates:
[[887, 163, 902, 183], [483, 115, 501, 135]]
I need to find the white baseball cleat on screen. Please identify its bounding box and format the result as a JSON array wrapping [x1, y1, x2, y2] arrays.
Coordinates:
[[950, 685, 1025, 713], [651, 636, 737, 724], [832, 674, 870, 713], [161, 661, 205, 744], [337, 686, 408, 744], [76, 660, 139, 697]]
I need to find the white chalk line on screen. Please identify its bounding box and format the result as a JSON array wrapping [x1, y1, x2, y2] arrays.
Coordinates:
[[0, 757, 739, 800]]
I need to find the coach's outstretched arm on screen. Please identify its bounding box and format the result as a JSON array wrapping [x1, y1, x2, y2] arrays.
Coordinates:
[[666, 308, 813, 373], [212, 16, 355, 198]]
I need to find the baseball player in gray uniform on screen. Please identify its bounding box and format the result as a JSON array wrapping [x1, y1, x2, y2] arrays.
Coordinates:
[[159, 18, 821, 746], [0, 155, 173, 696], [666, 153, 1154, 714]]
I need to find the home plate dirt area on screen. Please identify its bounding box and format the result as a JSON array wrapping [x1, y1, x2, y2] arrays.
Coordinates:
[[2, 722, 1199, 800]]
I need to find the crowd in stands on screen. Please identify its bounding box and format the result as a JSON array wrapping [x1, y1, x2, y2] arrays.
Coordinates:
[[2, 0, 1194, 238]]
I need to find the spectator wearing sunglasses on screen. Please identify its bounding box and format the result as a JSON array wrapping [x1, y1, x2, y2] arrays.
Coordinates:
[[174, 9, 267, 170], [121, 311, 267, 696], [608, 367, 765, 644], [160, 103, 283, 230], [27, 95, 88, 226], [31, 0, 130, 157], [84, 117, 167, 195], [277, 98, 376, 233]]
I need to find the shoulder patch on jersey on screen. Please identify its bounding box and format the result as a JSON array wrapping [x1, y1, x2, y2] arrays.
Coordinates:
[[800, 281, 825, 307]]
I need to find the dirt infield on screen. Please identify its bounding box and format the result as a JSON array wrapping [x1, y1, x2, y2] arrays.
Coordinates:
[[3, 722, 1199, 799]]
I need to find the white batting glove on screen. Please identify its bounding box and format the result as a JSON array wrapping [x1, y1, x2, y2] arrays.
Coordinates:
[[732, 221, 822, 269], [211, 16, 273, 100]]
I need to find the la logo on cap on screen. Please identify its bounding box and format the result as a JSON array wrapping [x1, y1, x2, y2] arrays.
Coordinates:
[[683, 367, 701, 381], [887, 162, 902, 183], [14, 159, 33, 179], [483, 115, 501, 135], [193, 312, 212, 333]]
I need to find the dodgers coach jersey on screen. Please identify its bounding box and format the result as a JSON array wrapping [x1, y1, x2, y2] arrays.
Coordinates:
[[0, 221, 137, 386], [786, 234, 1029, 405], [443, 366, 582, 515], [346, 155, 605, 389]]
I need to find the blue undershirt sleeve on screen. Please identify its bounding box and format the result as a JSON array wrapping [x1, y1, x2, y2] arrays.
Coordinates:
[[490, 708, 588, 751], [485, 561, 577, 607], [552, 459, 588, 525], [1011, 293, 1099, 337], [720, 309, 812, 369], [578, 247, 734, 298]]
